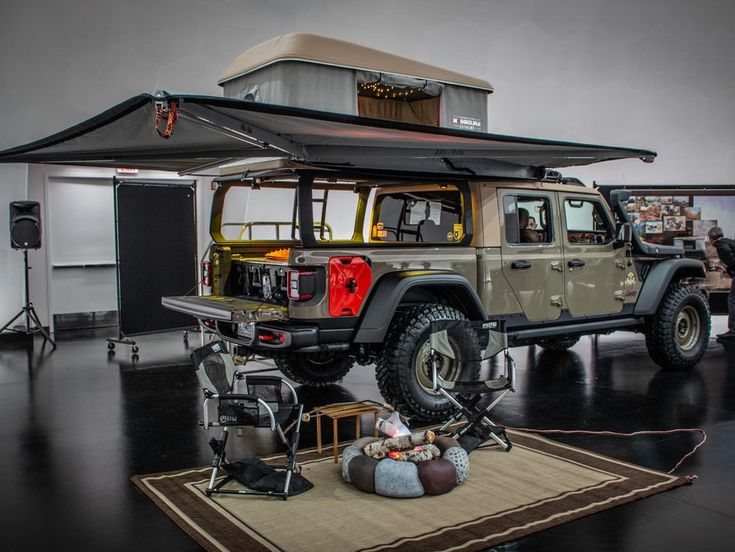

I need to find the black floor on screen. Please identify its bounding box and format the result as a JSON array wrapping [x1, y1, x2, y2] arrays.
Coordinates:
[[1, 320, 734, 552]]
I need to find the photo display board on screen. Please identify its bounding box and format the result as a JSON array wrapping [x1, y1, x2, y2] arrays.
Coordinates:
[[115, 179, 198, 335], [598, 185, 735, 314]]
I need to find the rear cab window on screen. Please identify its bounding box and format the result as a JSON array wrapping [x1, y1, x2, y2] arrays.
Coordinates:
[[371, 188, 465, 244], [211, 177, 468, 247]]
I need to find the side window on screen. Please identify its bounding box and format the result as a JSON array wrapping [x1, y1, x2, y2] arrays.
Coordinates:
[[503, 195, 553, 244], [372, 190, 463, 243], [564, 199, 613, 244]]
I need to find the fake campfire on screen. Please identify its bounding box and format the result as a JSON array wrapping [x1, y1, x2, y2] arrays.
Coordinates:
[[342, 422, 469, 498]]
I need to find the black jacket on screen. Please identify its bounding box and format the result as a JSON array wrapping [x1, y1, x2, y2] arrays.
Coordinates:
[[715, 237, 735, 276]]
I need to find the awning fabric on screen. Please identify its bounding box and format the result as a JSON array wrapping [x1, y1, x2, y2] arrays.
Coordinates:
[[0, 92, 656, 177]]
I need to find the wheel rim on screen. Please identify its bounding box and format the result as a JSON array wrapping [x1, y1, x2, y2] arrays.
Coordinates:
[[675, 305, 701, 351], [414, 337, 461, 395]]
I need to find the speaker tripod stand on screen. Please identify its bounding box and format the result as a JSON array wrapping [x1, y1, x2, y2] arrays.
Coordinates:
[[0, 250, 56, 349]]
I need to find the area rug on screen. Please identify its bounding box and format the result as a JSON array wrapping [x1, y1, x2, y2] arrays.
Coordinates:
[[132, 431, 689, 552]]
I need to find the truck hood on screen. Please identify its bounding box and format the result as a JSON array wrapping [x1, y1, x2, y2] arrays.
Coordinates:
[[0, 92, 656, 178]]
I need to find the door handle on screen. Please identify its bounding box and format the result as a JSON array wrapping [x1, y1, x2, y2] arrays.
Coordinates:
[[511, 261, 532, 270], [568, 259, 586, 269], [550, 261, 563, 272]]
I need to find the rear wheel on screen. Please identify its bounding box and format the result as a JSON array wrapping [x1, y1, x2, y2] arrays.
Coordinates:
[[645, 284, 710, 370], [376, 304, 480, 422], [274, 352, 354, 386]]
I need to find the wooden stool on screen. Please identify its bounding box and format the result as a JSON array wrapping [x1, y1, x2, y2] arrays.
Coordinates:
[[315, 403, 381, 463]]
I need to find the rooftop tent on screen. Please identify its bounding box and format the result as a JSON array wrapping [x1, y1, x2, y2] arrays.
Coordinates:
[[218, 33, 493, 131]]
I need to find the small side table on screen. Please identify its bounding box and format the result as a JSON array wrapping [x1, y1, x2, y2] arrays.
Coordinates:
[[315, 403, 381, 463]]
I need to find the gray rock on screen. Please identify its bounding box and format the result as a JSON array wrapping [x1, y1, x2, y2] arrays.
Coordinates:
[[442, 446, 470, 485], [341, 446, 365, 483], [374, 459, 425, 498]]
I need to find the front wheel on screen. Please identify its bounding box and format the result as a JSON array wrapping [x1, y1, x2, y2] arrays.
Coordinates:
[[273, 352, 354, 386], [645, 284, 710, 370], [376, 304, 480, 422]]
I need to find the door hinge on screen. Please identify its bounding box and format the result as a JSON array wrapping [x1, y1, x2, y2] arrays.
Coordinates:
[[550, 295, 563, 307], [615, 259, 627, 269], [550, 261, 563, 272], [614, 290, 626, 301]]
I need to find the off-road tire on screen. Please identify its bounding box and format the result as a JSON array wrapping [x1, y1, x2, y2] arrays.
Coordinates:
[[538, 336, 580, 351], [376, 304, 480, 422], [645, 284, 710, 370], [274, 352, 354, 386]]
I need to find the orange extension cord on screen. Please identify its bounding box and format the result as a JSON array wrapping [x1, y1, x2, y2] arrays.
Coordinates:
[[498, 423, 707, 481]]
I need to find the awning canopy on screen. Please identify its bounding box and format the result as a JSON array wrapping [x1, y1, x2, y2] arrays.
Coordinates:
[[0, 92, 656, 178]]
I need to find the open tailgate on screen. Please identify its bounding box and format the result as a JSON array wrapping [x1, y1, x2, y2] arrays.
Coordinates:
[[162, 296, 287, 323]]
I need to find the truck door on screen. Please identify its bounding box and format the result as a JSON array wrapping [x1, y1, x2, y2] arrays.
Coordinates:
[[499, 190, 564, 321], [558, 194, 626, 316]]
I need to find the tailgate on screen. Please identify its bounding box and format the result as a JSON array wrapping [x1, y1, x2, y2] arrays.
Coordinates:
[[161, 295, 287, 323]]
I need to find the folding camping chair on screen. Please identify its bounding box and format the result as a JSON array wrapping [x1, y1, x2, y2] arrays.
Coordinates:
[[429, 320, 516, 452], [191, 340, 304, 499]]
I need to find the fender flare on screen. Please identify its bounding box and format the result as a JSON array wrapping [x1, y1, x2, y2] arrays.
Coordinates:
[[353, 271, 487, 343], [634, 258, 706, 315]]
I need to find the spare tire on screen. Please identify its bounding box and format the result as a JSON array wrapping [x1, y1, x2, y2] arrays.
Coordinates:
[[274, 352, 354, 386]]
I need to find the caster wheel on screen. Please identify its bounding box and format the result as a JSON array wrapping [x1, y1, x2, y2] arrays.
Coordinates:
[[131, 345, 139, 353], [107, 342, 115, 350]]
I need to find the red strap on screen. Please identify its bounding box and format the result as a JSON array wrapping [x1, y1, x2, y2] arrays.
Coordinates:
[[154, 100, 179, 139]]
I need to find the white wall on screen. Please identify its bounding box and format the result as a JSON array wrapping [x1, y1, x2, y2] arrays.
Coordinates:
[[23, 165, 205, 329], [1, 0, 733, 185], [0, 164, 28, 325], [1, 0, 734, 325]]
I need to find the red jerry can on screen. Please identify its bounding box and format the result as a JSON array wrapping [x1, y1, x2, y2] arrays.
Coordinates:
[[328, 257, 372, 317]]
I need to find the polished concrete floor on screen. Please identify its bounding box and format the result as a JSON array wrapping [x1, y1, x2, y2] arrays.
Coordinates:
[[1, 319, 734, 552]]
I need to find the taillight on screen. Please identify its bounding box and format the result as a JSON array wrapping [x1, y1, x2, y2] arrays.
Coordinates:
[[202, 260, 212, 287], [202, 319, 215, 329], [287, 269, 316, 301]]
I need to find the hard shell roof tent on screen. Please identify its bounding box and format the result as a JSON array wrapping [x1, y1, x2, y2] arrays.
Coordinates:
[[218, 33, 493, 132]]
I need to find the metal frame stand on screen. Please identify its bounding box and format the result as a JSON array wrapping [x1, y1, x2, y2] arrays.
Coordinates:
[[105, 177, 197, 359], [0, 250, 56, 349]]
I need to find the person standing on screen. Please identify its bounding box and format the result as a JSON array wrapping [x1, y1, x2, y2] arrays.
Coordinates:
[[708, 226, 735, 340]]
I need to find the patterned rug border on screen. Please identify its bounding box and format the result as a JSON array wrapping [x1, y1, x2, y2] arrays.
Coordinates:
[[131, 431, 690, 552]]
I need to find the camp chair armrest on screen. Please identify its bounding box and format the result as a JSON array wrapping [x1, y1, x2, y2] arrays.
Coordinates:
[[217, 393, 260, 402]]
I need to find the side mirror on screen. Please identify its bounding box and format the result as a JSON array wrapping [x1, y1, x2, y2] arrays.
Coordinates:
[[614, 222, 633, 249]]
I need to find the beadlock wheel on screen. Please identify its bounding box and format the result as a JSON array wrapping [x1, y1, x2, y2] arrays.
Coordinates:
[[675, 305, 701, 352]]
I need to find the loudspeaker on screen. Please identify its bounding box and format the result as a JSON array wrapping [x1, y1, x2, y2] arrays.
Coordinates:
[[9, 201, 42, 249]]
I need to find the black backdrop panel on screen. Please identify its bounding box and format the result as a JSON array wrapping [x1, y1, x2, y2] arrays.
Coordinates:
[[116, 180, 197, 335]]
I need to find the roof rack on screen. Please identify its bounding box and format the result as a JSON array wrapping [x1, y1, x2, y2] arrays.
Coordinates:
[[560, 177, 586, 187]]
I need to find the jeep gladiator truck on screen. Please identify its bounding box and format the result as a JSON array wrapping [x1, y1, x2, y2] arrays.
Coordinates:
[[162, 162, 709, 421], [0, 93, 709, 421]]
